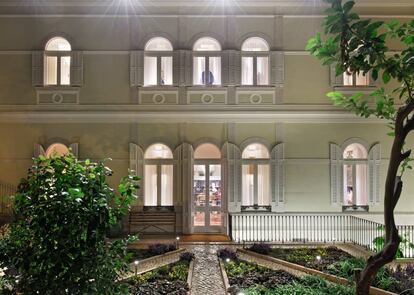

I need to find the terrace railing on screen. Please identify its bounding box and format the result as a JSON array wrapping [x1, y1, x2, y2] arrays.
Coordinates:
[[229, 213, 414, 258]]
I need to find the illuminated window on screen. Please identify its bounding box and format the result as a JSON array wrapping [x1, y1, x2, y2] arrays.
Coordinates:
[[144, 37, 173, 86], [242, 143, 270, 207], [193, 144, 222, 228], [241, 37, 270, 86], [44, 37, 71, 86], [343, 143, 368, 206], [343, 70, 370, 86], [144, 144, 173, 206], [193, 37, 221, 86], [45, 143, 70, 158]]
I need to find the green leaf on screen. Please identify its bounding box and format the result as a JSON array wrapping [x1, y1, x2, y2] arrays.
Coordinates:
[[343, 1, 355, 13], [382, 71, 391, 84]]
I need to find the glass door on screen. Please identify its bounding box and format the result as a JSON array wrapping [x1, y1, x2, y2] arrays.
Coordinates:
[[193, 164, 222, 232]]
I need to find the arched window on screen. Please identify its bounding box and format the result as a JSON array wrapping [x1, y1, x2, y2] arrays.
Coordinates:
[[144, 37, 173, 86], [193, 143, 222, 229], [44, 37, 71, 86], [45, 143, 70, 158], [241, 37, 270, 86], [193, 37, 221, 86], [144, 144, 173, 206], [343, 143, 368, 206], [241, 143, 270, 207]]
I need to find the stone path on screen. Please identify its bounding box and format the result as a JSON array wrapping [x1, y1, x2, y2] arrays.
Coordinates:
[[188, 244, 227, 295]]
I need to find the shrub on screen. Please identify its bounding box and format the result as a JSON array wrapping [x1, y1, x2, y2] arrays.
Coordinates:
[[0, 153, 139, 294], [217, 247, 238, 260], [249, 243, 271, 255], [180, 251, 195, 263], [148, 243, 177, 256]]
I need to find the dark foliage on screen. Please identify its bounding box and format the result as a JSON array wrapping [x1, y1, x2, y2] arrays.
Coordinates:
[[217, 247, 238, 260], [249, 243, 272, 255], [179, 252, 195, 263], [148, 243, 177, 256]]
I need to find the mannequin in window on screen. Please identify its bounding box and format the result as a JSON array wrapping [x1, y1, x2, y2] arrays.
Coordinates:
[[160, 70, 165, 85], [202, 71, 214, 85]]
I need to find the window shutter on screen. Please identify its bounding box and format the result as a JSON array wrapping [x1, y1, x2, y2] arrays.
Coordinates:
[[222, 142, 241, 212], [130, 143, 144, 199], [270, 51, 284, 85], [228, 50, 241, 86], [33, 143, 45, 158], [368, 143, 381, 205], [174, 143, 194, 234], [221, 51, 229, 86], [130, 51, 144, 87], [70, 51, 83, 86], [32, 51, 44, 87], [69, 143, 79, 158], [173, 51, 180, 86], [330, 63, 344, 87], [271, 143, 284, 211], [330, 143, 343, 206], [184, 51, 193, 86]]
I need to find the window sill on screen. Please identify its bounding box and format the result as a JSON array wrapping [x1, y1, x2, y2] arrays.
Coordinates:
[[241, 205, 271, 212], [342, 205, 369, 213], [334, 86, 375, 94]]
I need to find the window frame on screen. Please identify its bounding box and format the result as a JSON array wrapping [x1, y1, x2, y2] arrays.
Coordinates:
[[144, 38, 174, 86], [343, 70, 370, 87], [44, 37, 72, 86], [241, 38, 270, 86], [192, 38, 222, 86], [144, 144, 174, 207]]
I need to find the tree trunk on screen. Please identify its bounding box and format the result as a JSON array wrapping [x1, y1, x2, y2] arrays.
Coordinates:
[[355, 117, 408, 294]]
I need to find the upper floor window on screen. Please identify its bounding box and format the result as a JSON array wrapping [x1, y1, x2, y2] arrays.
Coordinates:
[[44, 37, 71, 86], [343, 70, 370, 87], [241, 143, 270, 207], [144, 143, 173, 206], [45, 143, 70, 158], [144, 37, 173, 86], [343, 143, 368, 206], [241, 37, 270, 86], [193, 37, 221, 86]]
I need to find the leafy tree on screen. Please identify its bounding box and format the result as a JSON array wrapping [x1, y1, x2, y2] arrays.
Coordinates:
[[306, 0, 414, 294], [0, 153, 139, 294]]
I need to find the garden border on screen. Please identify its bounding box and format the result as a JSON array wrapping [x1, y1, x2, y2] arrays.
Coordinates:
[[237, 248, 397, 295], [218, 257, 231, 295]]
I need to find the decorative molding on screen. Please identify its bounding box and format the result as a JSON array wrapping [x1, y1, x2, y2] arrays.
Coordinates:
[[236, 88, 276, 105], [138, 89, 179, 105], [36, 88, 80, 105], [187, 89, 228, 105]]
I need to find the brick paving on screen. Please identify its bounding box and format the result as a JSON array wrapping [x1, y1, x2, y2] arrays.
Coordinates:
[[188, 244, 227, 295]]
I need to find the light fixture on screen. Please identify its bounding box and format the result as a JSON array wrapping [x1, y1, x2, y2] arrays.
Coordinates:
[[134, 260, 139, 276], [225, 258, 231, 263], [316, 255, 322, 262], [176, 236, 180, 248]]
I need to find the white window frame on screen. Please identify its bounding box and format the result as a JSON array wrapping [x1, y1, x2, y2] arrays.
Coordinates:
[[144, 144, 174, 207], [241, 52, 270, 86], [343, 70, 370, 87], [144, 52, 173, 86], [192, 51, 222, 86], [44, 38, 71, 86]]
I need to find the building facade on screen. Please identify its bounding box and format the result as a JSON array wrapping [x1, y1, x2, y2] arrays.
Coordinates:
[[0, 0, 413, 235]]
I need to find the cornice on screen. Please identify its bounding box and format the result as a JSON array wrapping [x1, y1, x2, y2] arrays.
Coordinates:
[[0, 104, 386, 123]]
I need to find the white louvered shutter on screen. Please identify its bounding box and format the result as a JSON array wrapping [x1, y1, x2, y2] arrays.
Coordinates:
[[69, 143, 79, 158], [222, 142, 241, 213], [130, 143, 144, 200], [368, 143, 381, 205], [270, 51, 284, 85], [330, 64, 344, 87], [34, 143, 45, 158], [70, 51, 83, 86], [130, 51, 144, 87], [32, 51, 44, 86], [330, 143, 343, 206], [271, 143, 285, 211]]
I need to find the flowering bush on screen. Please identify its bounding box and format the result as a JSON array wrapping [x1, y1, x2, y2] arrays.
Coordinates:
[[249, 243, 272, 255], [217, 247, 238, 261]]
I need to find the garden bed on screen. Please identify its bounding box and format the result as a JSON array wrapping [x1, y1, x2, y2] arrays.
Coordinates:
[[128, 243, 178, 262], [246, 244, 414, 295], [217, 247, 355, 295], [126, 252, 194, 295]]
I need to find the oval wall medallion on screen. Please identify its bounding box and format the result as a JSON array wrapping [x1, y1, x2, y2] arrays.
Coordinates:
[[152, 93, 166, 104]]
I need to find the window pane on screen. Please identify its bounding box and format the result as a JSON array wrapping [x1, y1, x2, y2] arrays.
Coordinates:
[[343, 72, 353, 86], [343, 143, 367, 159], [60, 56, 71, 85], [242, 164, 254, 206], [46, 37, 71, 51], [209, 165, 221, 207], [257, 165, 270, 206], [355, 164, 367, 205], [161, 56, 173, 85], [242, 37, 269, 52], [209, 57, 221, 85], [144, 56, 157, 86], [210, 211, 221, 226], [242, 57, 254, 85], [46, 143, 69, 158], [242, 143, 269, 159], [257, 56, 269, 85], [193, 165, 206, 207], [356, 72, 369, 86], [145, 37, 173, 51], [45, 56, 58, 85], [194, 212, 205, 226], [145, 144, 173, 159], [193, 57, 205, 85], [193, 37, 221, 51], [194, 143, 221, 159], [161, 165, 173, 206], [344, 164, 354, 205], [145, 165, 157, 206]]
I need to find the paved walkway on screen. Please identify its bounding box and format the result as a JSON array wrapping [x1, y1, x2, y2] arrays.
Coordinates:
[[188, 244, 227, 295]]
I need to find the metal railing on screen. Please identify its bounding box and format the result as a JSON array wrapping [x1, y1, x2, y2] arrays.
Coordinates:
[[230, 213, 414, 258]]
